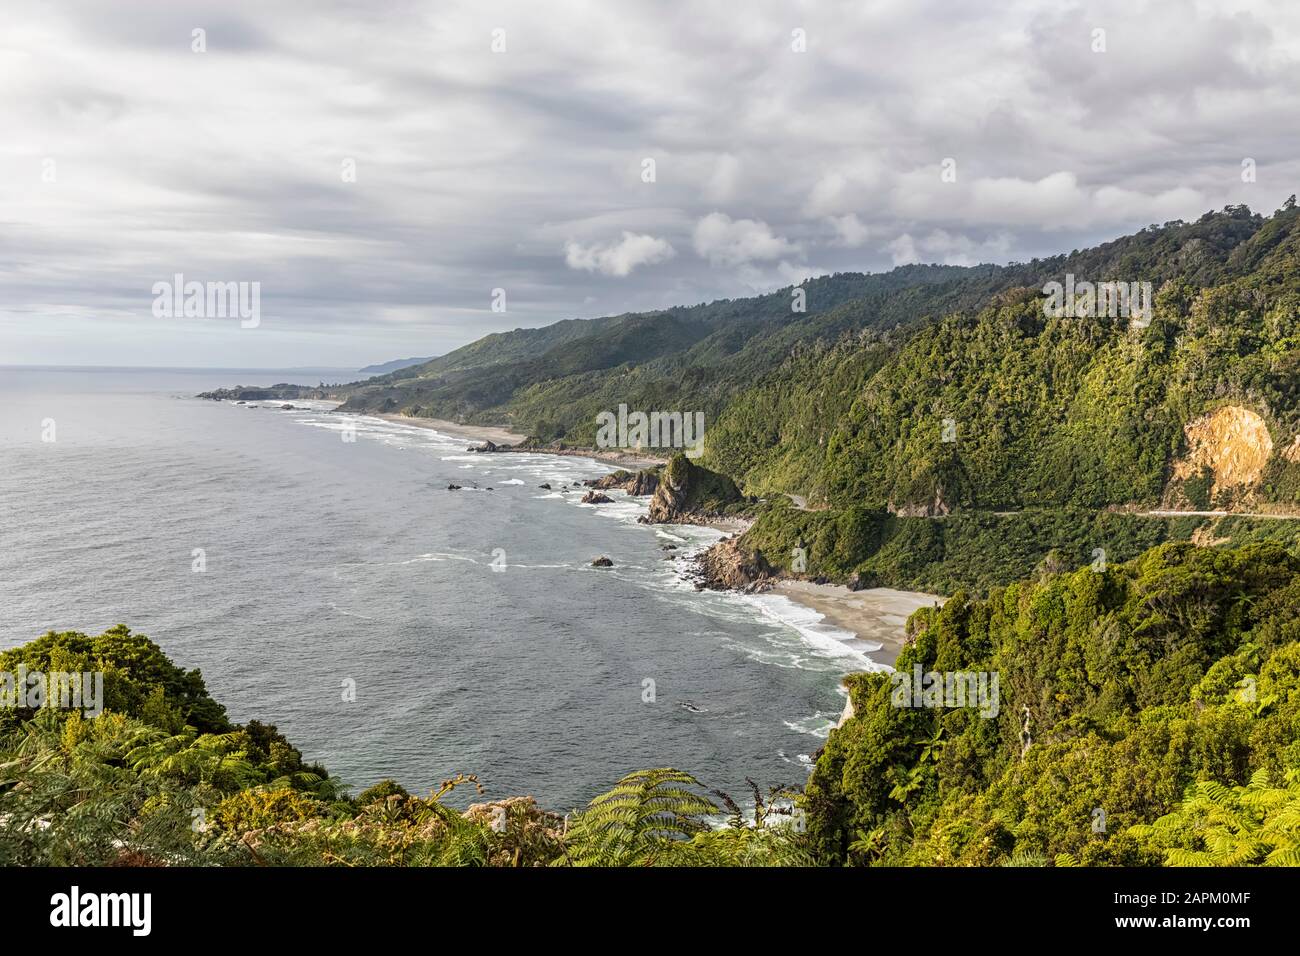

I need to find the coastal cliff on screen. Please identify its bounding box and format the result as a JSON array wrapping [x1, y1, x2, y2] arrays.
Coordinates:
[[641, 454, 748, 525]]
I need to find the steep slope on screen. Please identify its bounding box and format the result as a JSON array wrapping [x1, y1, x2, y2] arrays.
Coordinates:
[[804, 541, 1300, 866], [705, 203, 1300, 512], [342, 204, 1273, 448], [332, 266, 974, 431]]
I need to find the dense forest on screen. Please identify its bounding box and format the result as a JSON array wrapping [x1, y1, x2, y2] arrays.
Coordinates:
[[806, 542, 1300, 867]]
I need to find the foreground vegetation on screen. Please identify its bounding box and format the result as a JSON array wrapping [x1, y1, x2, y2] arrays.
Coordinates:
[[5, 540, 1298, 866], [807, 542, 1300, 866]]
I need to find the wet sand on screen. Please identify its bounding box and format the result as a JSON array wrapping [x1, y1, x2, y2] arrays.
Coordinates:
[[773, 580, 943, 669], [374, 414, 528, 445], [374, 414, 666, 469]]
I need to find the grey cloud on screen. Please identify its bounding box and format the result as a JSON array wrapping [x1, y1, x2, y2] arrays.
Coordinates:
[[2, 0, 1299, 367]]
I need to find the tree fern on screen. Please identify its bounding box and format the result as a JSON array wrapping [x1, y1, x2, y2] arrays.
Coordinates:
[[1128, 769, 1300, 866], [562, 769, 717, 866]]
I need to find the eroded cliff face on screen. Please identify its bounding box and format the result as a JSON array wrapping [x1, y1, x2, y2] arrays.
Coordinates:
[[1160, 404, 1300, 512], [888, 487, 952, 518], [1172, 406, 1274, 495]]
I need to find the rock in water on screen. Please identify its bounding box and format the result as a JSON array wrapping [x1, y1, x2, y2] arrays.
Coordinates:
[[591, 556, 614, 567], [583, 468, 661, 496], [689, 536, 774, 592], [581, 491, 614, 504]]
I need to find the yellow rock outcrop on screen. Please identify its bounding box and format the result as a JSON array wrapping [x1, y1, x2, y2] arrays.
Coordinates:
[[1172, 406, 1273, 495]]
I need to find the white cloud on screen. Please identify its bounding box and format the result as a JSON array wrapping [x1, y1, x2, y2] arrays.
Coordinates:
[[564, 232, 675, 277], [704, 154, 741, 202], [886, 230, 1013, 267], [887, 234, 920, 266], [692, 212, 800, 267], [776, 261, 831, 285], [827, 213, 869, 248]]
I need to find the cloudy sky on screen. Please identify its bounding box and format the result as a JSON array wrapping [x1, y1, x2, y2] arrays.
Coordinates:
[[3, 0, 1299, 368]]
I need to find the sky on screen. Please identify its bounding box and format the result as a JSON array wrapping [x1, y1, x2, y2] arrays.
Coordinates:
[[2, 0, 1299, 369]]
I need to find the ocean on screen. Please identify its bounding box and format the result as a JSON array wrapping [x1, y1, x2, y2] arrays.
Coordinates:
[[0, 366, 886, 810]]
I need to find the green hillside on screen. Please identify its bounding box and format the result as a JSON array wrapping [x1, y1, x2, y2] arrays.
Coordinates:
[[805, 541, 1300, 866], [705, 203, 1300, 509]]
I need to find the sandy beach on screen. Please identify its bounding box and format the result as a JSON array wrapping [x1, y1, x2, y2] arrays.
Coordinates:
[[374, 413, 528, 445], [774, 580, 943, 669], [373, 414, 667, 469], [510, 446, 667, 470]]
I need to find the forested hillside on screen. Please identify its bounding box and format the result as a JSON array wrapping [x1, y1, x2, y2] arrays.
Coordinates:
[[332, 265, 972, 434], [334, 204, 1280, 451], [805, 542, 1300, 866], [707, 203, 1300, 513], [329, 204, 1300, 516]]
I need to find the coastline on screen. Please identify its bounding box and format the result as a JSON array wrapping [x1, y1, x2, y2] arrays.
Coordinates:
[[373, 413, 528, 446], [773, 580, 942, 669], [769, 580, 946, 671], [371, 410, 928, 675], [506, 445, 667, 470], [373, 413, 665, 470]]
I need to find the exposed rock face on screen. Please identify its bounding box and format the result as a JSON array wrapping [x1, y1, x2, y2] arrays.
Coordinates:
[[627, 470, 660, 496], [1172, 405, 1273, 496], [887, 487, 951, 518], [581, 490, 614, 504], [468, 440, 500, 453], [835, 693, 856, 729], [686, 536, 773, 592], [642, 454, 743, 524]]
